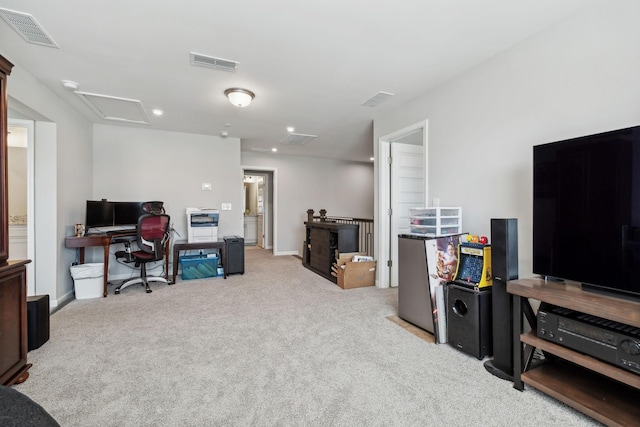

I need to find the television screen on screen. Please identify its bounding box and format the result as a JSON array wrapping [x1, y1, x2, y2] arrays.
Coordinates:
[[533, 125, 640, 298], [85, 200, 114, 227]]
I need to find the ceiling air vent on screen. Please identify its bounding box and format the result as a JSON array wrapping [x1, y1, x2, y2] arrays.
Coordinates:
[[361, 91, 394, 107], [0, 8, 59, 48], [190, 52, 238, 72], [281, 133, 317, 146]]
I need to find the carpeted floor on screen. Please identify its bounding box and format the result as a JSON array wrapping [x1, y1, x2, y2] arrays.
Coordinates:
[[13, 249, 600, 426]]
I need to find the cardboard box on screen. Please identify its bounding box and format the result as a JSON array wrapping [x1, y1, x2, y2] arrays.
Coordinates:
[[335, 252, 376, 289]]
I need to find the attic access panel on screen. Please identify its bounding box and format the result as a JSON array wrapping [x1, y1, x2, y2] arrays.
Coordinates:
[[75, 92, 150, 124]]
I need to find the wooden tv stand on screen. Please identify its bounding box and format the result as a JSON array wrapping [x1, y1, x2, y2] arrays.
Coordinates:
[[507, 278, 640, 426]]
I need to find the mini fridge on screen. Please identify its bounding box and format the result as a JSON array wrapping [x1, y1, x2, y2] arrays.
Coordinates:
[[397, 234, 435, 335]]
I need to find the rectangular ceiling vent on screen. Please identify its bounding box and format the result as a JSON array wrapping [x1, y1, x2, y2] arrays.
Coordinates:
[[190, 52, 238, 72], [281, 133, 317, 146], [75, 92, 150, 124], [361, 91, 394, 107], [0, 8, 59, 48]]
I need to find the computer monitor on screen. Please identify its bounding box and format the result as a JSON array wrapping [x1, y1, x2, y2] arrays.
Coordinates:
[[85, 200, 114, 227], [114, 202, 144, 226]]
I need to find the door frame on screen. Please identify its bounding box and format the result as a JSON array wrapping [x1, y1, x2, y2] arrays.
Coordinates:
[[241, 166, 277, 253], [376, 119, 428, 288]]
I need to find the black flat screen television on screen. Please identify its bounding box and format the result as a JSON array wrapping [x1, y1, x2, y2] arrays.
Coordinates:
[[533, 125, 640, 299]]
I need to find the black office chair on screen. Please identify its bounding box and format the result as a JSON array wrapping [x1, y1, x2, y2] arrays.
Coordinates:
[[115, 212, 170, 294]]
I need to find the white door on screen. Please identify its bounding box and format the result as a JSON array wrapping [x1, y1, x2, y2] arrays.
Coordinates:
[[390, 143, 425, 287]]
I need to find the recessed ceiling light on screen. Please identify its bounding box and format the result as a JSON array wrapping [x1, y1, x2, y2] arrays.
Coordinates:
[[286, 126, 295, 133], [369, 157, 374, 161], [152, 109, 163, 116], [271, 148, 278, 152]]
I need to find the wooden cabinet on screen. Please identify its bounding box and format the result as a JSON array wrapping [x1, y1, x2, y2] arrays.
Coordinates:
[[303, 221, 359, 283], [0, 54, 32, 385], [508, 278, 640, 426], [0, 261, 31, 385]]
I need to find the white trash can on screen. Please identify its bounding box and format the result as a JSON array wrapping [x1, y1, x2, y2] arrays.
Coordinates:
[[70, 263, 104, 299]]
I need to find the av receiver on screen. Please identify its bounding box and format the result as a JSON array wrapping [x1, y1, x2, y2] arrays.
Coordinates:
[[537, 303, 640, 375]]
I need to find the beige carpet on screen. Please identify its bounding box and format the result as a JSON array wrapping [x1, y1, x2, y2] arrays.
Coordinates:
[[13, 249, 598, 426]]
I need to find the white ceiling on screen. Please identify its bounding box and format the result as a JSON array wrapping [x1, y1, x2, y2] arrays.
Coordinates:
[[0, 0, 592, 162]]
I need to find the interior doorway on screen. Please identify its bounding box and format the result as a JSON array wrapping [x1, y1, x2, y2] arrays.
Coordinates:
[[7, 119, 35, 294], [242, 167, 276, 252], [376, 120, 428, 288]]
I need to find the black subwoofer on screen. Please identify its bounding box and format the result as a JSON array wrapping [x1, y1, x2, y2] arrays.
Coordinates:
[[27, 295, 50, 351], [484, 218, 518, 380], [447, 284, 492, 359]]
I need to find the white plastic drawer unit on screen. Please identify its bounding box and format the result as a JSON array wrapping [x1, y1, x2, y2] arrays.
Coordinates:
[[409, 207, 462, 237]]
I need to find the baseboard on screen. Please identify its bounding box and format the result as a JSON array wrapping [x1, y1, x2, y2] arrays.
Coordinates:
[[51, 290, 75, 313], [274, 250, 299, 256]]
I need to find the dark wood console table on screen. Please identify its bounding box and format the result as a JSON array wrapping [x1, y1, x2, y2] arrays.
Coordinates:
[[303, 221, 359, 283], [65, 232, 170, 297], [508, 278, 640, 426], [172, 240, 226, 283]]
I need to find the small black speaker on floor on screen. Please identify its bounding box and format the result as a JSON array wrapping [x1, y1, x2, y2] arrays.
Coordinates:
[[27, 295, 50, 351], [484, 218, 518, 380], [447, 284, 492, 359]]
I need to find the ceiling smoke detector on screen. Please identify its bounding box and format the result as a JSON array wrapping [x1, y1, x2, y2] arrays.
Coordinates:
[[61, 80, 79, 90]]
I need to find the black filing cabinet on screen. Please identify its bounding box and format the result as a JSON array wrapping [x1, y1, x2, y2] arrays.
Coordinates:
[[224, 236, 245, 275]]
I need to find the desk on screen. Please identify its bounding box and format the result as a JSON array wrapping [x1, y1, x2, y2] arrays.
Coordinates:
[[172, 240, 226, 283], [65, 231, 170, 297]]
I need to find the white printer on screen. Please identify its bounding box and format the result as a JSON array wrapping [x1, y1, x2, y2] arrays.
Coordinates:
[[186, 208, 219, 243]]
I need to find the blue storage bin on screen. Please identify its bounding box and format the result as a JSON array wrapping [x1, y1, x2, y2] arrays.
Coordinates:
[[180, 254, 219, 280]]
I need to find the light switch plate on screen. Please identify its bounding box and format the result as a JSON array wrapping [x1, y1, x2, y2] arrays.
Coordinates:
[[202, 183, 212, 191]]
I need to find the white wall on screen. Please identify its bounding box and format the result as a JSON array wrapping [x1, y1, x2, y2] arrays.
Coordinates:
[[4, 56, 93, 307], [92, 125, 243, 275], [374, 1, 640, 279], [242, 152, 374, 254]]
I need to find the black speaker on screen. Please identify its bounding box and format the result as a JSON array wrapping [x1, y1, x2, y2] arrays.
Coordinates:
[[447, 284, 492, 359], [484, 218, 518, 380], [26, 295, 50, 351], [224, 236, 245, 275]]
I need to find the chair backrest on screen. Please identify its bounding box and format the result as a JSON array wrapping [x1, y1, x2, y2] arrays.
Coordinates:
[[137, 214, 170, 260]]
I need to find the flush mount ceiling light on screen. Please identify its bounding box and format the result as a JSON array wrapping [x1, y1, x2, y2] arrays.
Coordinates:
[[224, 88, 255, 107]]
